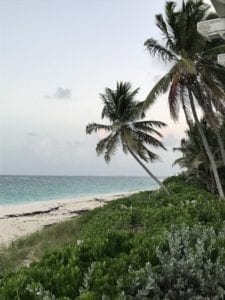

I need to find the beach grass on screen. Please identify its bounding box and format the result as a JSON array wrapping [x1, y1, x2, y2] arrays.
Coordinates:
[[0, 216, 83, 273]]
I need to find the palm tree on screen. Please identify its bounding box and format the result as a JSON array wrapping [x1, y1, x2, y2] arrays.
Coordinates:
[[173, 118, 225, 193], [191, 71, 225, 166], [142, 0, 225, 197], [86, 82, 170, 195]]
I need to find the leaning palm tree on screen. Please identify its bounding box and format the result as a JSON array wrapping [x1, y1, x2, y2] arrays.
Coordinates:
[[86, 82, 170, 195], [143, 0, 225, 197]]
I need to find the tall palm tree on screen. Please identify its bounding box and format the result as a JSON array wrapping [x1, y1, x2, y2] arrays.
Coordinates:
[[143, 0, 225, 198], [86, 82, 170, 195]]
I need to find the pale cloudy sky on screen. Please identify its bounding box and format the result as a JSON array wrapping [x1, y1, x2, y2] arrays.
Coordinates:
[[0, 0, 213, 176]]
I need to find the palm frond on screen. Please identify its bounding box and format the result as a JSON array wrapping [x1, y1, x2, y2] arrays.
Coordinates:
[[211, 100, 225, 116], [133, 120, 167, 137], [137, 143, 159, 162], [143, 71, 173, 111], [144, 38, 177, 62], [121, 142, 128, 155], [203, 74, 225, 100], [180, 85, 193, 127], [134, 120, 167, 128], [155, 13, 168, 36], [86, 123, 112, 134], [101, 82, 143, 123], [204, 45, 225, 58], [101, 105, 109, 119], [122, 129, 160, 163], [142, 144, 159, 162], [168, 73, 180, 121], [96, 134, 114, 155], [204, 63, 225, 87], [133, 124, 162, 137], [104, 132, 120, 163], [155, 14, 174, 49], [131, 128, 167, 150], [165, 1, 177, 30], [172, 157, 187, 168], [95, 131, 120, 163]]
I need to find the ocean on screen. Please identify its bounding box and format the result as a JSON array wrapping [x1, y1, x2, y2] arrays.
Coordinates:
[[0, 176, 160, 206]]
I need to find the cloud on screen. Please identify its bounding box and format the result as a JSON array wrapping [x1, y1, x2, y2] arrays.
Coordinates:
[[45, 87, 72, 99], [54, 87, 71, 99], [27, 132, 38, 137], [67, 140, 84, 147]]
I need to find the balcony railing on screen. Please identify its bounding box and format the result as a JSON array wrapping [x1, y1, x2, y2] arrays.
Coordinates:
[[218, 53, 225, 66], [197, 18, 225, 40], [197, 0, 225, 67]]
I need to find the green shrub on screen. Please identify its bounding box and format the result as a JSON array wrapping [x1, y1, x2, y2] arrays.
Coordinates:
[[124, 226, 225, 299]]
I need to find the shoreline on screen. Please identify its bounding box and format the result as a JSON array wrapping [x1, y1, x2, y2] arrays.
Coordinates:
[[0, 190, 144, 247]]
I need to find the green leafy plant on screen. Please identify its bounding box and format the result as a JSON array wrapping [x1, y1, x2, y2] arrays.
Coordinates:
[[123, 226, 225, 299]]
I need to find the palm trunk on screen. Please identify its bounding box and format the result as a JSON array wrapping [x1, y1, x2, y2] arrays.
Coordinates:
[[192, 86, 225, 167], [182, 100, 192, 129], [208, 114, 225, 167], [127, 147, 170, 196], [188, 88, 224, 198], [181, 89, 193, 129]]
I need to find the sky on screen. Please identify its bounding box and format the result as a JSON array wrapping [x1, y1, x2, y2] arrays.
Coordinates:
[[0, 0, 213, 177]]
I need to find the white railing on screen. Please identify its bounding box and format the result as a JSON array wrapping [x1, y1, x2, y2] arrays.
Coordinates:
[[197, 18, 225, 40], [197, 0, 225, 67], [218, 53, 225, 66]]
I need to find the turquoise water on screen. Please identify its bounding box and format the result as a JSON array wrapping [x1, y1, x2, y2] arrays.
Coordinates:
[[0, 176, 160, 205]]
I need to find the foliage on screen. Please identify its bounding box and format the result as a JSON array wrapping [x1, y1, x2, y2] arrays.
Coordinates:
[[1, 179, 225, 299], [86, 82, 166, 164], [123, 226, 225, 299], [174, 118, 225, 193]]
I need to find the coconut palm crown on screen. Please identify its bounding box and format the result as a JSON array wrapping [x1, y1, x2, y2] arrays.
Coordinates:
[[143, 0, 225, 118], [86, 82, 169, 195]]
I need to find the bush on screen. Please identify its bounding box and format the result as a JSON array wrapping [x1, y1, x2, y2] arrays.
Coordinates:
[[0, 231, 161, 299], [124, 226, 225, 299]]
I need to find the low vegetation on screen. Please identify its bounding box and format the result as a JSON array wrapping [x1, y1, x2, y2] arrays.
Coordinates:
[[1, 176, 225, 299]]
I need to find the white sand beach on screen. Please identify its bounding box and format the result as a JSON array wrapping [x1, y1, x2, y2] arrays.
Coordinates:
[[0, 191, 138, 247]]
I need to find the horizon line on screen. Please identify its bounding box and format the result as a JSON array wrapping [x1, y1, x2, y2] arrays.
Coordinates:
[[0, 174, 168, 178]]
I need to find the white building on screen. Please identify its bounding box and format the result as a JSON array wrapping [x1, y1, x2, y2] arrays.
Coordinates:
[[197, 0, 225, 66]]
